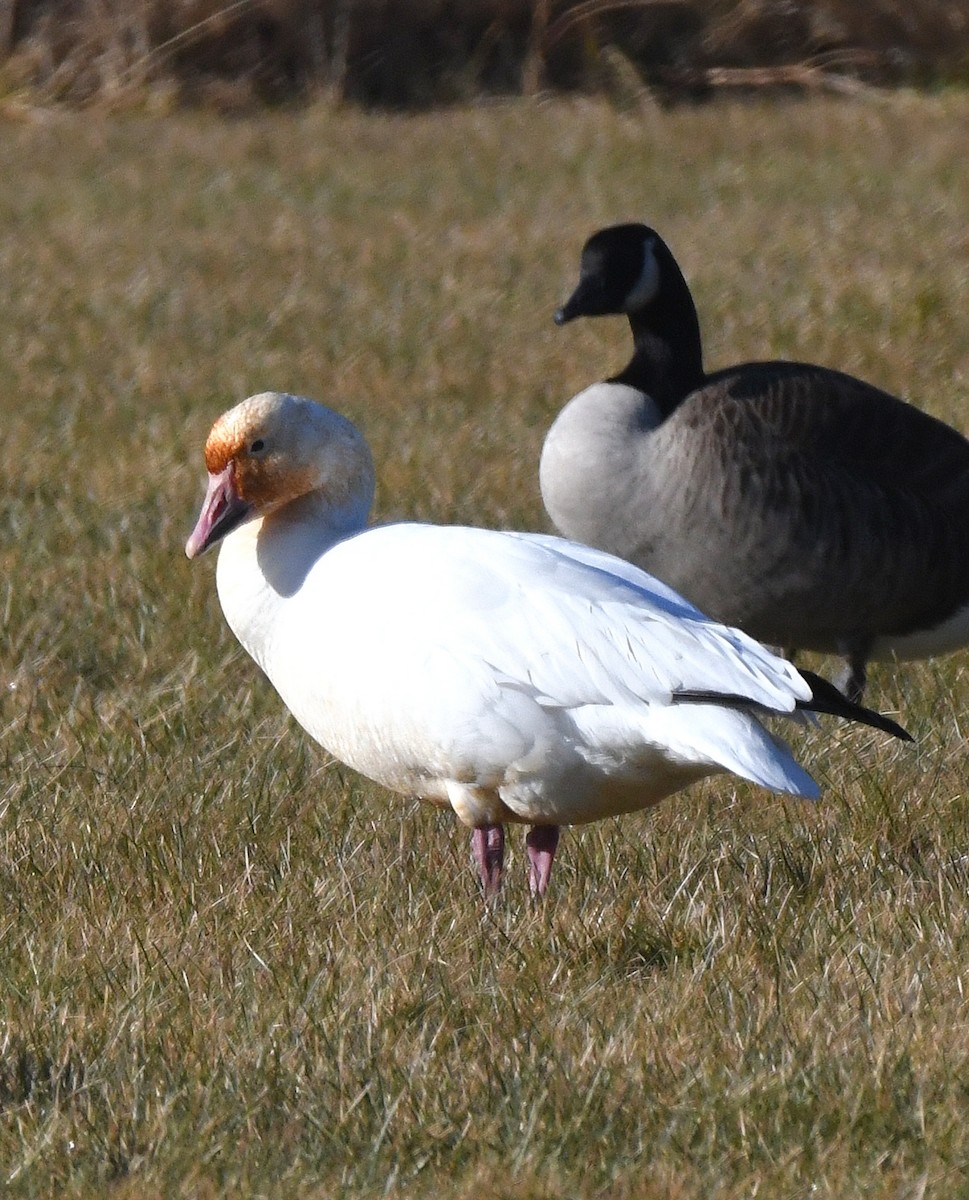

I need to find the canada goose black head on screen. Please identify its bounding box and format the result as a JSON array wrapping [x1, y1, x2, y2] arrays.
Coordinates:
[[556, 223, 704, 407], [554, 224, 661, 322]]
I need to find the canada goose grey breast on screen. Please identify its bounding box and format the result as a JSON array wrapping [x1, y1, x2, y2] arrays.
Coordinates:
[[546, 223, 969, 695]]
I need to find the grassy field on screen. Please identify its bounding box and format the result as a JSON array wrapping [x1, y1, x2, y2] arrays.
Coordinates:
[[2, 92, 969, 1197]]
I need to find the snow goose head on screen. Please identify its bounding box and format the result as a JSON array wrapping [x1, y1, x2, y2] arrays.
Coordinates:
[[185, 391, 374, 559]]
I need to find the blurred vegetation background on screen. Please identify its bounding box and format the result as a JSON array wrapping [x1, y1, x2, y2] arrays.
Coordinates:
[[1, 0, 968, 110]]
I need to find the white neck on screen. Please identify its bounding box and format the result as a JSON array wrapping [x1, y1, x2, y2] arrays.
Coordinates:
[[215, 491, 366, 673]]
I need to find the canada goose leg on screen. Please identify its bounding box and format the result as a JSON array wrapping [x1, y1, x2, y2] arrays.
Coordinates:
[[844, 657, 867, 705], [839, 638, 872, 704], [472, 825, 505, 897], [525, 825, 561, 897]]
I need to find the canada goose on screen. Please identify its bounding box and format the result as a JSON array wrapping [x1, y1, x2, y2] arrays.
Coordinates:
[[186, 392, 908, 900], [541, 222, 969, 701]]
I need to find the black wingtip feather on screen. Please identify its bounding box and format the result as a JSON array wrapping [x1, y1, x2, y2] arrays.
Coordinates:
[[673, 668, 913, 743], [795, 669, 913, 741]]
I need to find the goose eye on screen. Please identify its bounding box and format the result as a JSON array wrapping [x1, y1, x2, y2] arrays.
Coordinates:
[[250, 439, 265, 455]]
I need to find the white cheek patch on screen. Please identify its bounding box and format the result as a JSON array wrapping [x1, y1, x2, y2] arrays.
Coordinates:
[[624, 237, 660, 311]]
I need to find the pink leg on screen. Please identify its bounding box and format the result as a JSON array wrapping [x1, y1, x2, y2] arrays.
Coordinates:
[[472, 825, 505, 897], [525, 825, 561, 897]]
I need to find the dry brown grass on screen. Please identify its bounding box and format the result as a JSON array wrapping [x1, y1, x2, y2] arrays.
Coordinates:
[[1, 93, 969, 1196]]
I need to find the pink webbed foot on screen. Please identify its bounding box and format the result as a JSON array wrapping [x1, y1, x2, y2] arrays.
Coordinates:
[[472, 825, 505, 897], [525, 825, 561, 897]]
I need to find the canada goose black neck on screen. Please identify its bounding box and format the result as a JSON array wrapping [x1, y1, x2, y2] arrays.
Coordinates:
[[557, 224, 705, 415], [614, 236, 705, 413]]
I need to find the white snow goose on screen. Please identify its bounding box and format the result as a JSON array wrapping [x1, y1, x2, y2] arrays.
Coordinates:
[[542, 222, 969, 702], [187, 392, 909, 898]]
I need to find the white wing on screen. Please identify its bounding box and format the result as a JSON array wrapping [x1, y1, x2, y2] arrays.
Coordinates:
[[481, 528, 811, 711]]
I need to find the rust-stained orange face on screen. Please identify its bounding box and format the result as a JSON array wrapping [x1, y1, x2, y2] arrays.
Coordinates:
[[203, 422, 277, 507], [202, 424, 239, 476], [201, 396, 321, 512], [186, 410, 272, 559], [203, 407, 274, 504]]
